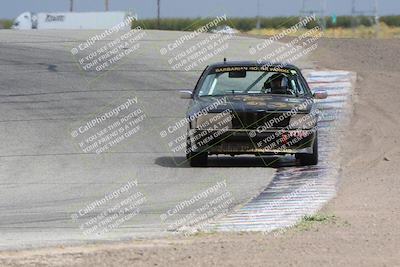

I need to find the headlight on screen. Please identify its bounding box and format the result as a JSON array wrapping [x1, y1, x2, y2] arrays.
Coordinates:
[[195, 111, 233, 130], [289, 114, 317, 129]]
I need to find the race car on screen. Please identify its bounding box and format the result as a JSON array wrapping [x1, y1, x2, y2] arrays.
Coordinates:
[[180, 61, 327, 167]]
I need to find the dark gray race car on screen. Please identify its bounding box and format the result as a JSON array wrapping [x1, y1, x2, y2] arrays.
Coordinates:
[[180, 61, 327, 167]]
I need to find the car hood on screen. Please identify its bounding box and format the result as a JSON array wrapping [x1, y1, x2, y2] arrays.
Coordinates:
[[188, 95, 313, 116]]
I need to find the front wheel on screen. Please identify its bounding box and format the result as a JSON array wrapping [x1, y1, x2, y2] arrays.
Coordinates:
[[189, 152, 208, 167], [296, 133, 318, 166]]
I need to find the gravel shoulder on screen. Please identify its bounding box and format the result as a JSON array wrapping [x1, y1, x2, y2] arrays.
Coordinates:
[[1, 37, 399, 267]]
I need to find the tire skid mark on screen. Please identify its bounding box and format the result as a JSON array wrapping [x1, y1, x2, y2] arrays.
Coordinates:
[[204, 70, 356, 232]]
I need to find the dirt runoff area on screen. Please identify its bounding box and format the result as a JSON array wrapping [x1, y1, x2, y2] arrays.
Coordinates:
[[1, 38, 399, 267]]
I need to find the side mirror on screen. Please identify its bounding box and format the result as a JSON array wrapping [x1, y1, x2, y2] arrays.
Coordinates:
[[179, 90, 193, 99], [313, 90, 328, 99]]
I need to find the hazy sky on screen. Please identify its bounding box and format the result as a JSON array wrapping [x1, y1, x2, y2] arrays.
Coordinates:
[[1, 0, 399, 19]]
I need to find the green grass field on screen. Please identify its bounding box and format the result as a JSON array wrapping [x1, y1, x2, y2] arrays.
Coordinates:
[[0, 19, 13, 29], [249, 22, 400, 39], [130, 16, 400, 39]]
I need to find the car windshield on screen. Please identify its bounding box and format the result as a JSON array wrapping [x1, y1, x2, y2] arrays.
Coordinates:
[[197, 67, 307, 97]]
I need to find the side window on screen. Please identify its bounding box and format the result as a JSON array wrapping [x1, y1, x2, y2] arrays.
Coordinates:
[[295, 77, 306, 95], [289, 78, 297, 93]]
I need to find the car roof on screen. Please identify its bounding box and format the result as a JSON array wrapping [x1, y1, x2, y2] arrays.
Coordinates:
[[207, 61, 300, 71]]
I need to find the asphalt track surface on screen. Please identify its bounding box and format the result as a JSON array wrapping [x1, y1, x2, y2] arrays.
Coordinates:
[[0, 29, 319, 250]]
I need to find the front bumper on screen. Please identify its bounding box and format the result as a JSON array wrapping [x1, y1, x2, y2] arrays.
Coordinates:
[[188, 128, 316, 155]]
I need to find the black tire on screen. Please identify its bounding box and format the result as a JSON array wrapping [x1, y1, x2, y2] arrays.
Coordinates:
[[189, 152, 208, 167], [296, 133, 318, 166], [186, 133, 208, 166]]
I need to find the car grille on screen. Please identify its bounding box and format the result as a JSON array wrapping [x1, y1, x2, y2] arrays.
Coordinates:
[[231, 112, 290, 129]]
